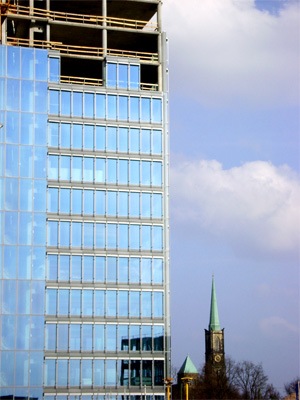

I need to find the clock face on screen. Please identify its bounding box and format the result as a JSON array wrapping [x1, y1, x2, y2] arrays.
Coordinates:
[[214, 355, 222, 363]]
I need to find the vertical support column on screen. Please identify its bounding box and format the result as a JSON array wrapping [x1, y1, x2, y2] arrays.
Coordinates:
[[29, 0, 34, 46], [102, 0, 107, 85], [46, 0, 50, 42], [157, 0, 162, 91]]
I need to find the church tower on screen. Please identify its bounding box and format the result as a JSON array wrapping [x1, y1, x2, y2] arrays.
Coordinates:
[[205, 276, 225, 374]]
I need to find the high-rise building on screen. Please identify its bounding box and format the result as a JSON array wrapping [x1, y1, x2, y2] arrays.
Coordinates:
[[0, 1, 170, 399]]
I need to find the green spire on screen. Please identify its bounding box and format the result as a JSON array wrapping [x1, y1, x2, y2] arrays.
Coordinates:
[[178, 355, 198, 375], [209, 275, 221, 331]]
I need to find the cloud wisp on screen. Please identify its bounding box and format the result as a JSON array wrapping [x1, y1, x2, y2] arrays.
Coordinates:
[[171, 159, 300, 260], [164, 0, 300, 107]]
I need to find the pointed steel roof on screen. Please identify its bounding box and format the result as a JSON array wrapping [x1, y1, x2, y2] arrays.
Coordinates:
[[178, 355, 198, 375], [209, 275, 221, 331]]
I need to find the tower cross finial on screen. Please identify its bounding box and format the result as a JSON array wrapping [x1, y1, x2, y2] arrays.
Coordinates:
[[209, 275, 221, 331]]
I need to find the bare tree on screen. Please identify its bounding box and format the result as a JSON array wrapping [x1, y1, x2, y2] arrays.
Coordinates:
[[284, 377, 300, 395], [234, 361, 268, 400]]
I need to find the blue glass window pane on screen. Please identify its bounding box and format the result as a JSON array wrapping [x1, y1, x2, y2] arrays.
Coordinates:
[[70, 359, 80, 386], [106, 290, 117, 317], [152, 161, 162, 186], [46, 324, 56, 350], [32, 247, 45, 278], [70, 289, 81, 315], [141, 129, 151, 154], [35, 81, 47, 113], [119, 64, 128, 88], [84, 92, 94, 118], [130, 65, 139, 90], [59, 188, 70, 213], [106, 324, 116, 350], [119, 96, 128, 120], [94, 359, 105, 385], [107, 223, 117, 249], [142, 325, 152, 351], [129, 128, 139, 153], [72, 188, 82, 214], [60, 155, 70, 180], [83, 157, 94, 181], [129, 160, 139, 185], [57, 359, 68, 386], [5, 144, 18, 177], [95, 125, 105, 150], [119, 127, 128, 153], [60, 221, 70, 247], [47, 254, 58, 280], [48, 122, 59, 147], [4, 246, 17, 278], [58, 289, 69, 315], [94, 290, 104, 316], [48, 155, 58, 180], [118, 291, 128, 317], [129, 192, 139, 218], [73, 92, 83, 117], [141, 161, 151, 186], [20, 113, 34, 144], [95, 256, 105, 282], [84, 222, 94, 248], [45, 359, 56, 386], [19, 212, 32, 245], [59, 255, 70, 281], [129, 224, 140, 250], [49, 57, 60, 83], [108, 95, 117, 119], [152, 258, 163, 284], [152, 98, 162, 123], [35, 113, 47, 145], [94, 325, 104, 351], [118, 191, 128, 217], [107, 191, 117, 216], [118, 224, 128, 250], [107, 256, 117, 282], [95, 223, 105, 248], [30, 352, 44, 386], [118, 257, 128, 283], [20, 179, 33, 211], [153, 292, 163, 317], [141, 225, 151, 250], [152, 226, 163, 251], [83, 256, 94, 282], [107, 159, 116, 183], [61, 123, 71, 148], [61, 91, 71, 115], [18, 246, 31, 279], [21, 47, 34, 80], [107, 126, 117, 151], [141, 258, 151, 283], [5, 177, 18, 210], [21, 80, 34, 112], [49, 90, 59, 114], [141, 98, 151, 122], [34, 147, 47, 178], [129, 257, 139, 284], [82, 290, 93, 316], [17, 281, 30, 314], [153, 325, 164, 350], [70, 324, 81, 351], [72, 124, 82, 149], [83, 189, 94, 215], [107, 63, 117, 88], [57, 324, 68, 350], [72, 157, 82, 181], [72, 221, 82, 247], [7, 79, 20, 111], [71, 255, 82, 281], [142, 291, 151, 317], [4, 211, 18, 244], [130, 291, 140, 317], [82, 359, 93, 386], [84, 125, 94, 150], [118, 159, 128, 184], [46, 289, 57, 315], [6, 111, 19, 143], [8, 46, 20, 78], [141, 193, 151, 218], [48, 220, 58, 246], [129, 97, 139, 121], [96, 94, 105, 118], [82, 324, 93, 350], [35, 49, 47, 81], [95, 190, 105, 215], [152, 193, 162, 218]]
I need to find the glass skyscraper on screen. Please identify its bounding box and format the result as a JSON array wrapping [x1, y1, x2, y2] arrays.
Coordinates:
[[0, 1, 170, 399]]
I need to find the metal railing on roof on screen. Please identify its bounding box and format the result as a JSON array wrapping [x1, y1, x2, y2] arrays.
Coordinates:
[[0, 2, 158, 32], [6, 37, 159, 62]]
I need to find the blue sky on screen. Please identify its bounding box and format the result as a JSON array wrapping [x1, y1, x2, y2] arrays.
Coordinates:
[[163, 0, 299, 393]]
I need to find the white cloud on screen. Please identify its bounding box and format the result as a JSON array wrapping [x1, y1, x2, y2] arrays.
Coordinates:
[[260, 316, 299, 335], [163, 0, 300, 106], [171, 159, 300, 259]]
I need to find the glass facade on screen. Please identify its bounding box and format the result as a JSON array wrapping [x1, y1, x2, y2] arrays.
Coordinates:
[[0, 39, 168, 400]]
